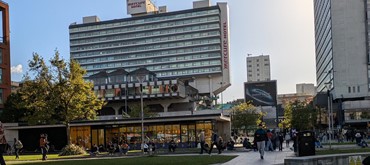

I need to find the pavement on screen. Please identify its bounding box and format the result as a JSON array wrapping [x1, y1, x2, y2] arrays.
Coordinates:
[[219, 146, 295, 165]]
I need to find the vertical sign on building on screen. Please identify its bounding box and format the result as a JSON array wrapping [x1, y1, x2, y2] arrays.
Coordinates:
[[219, 3, 230, 85]]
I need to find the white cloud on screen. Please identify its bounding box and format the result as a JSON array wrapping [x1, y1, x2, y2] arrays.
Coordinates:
[[11, 64, 23, 74]]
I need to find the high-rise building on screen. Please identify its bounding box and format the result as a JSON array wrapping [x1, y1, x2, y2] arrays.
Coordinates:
[[313, 0, 370, 126], [69, 0, 230, 113], [246, 55, 270, 82]]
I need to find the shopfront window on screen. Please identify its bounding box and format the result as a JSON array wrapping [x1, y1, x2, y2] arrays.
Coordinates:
[[70, 126, 91, 150]]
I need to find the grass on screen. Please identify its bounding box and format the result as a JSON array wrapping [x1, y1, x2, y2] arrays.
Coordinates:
[[316, 148, 370, 155], [6, 155, 237, 165], [322, 142, 356, 145], [4, 154, 90, 161]]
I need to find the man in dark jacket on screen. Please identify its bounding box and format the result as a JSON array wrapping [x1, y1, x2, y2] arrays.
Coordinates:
[[208, 130, 221, 155], [254, 124, 267, 159]]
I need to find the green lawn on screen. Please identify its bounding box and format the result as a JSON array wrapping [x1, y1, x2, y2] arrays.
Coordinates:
[[7, 155, 236, 165], [316, 148, 370, 155], [4, 154, 90, 161]]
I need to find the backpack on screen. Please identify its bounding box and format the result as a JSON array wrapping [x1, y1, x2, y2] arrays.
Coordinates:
[[15, 140, 23, 149]]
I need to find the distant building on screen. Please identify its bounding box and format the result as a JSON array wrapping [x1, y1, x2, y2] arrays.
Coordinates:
[[246, 55, 271, 82], [11, 81, 20, 93], [313, 0, 370, 127], [296, 83, 316, 96]]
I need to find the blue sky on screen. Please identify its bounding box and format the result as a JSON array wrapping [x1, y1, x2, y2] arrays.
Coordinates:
[[7, 0, 316, 102]]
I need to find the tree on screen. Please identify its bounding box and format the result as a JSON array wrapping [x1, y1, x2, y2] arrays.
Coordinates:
[[0, 93, 27, 122], [128, 103, 157, 118], [231, 102, 262, 132], [282, 100, 317, 131], [19, 51, 105, 143]]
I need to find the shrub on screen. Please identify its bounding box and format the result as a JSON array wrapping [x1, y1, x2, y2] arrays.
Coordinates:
[[59, 144, 87, 156]]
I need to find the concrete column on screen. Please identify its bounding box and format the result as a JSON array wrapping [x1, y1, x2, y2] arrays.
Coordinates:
[[110, 105, 120, 115], [161, 103, 171, 112]]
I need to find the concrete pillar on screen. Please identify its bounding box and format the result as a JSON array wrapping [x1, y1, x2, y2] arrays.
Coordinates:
[[110, 105, 120, 115], [161, 103, 171, 112]]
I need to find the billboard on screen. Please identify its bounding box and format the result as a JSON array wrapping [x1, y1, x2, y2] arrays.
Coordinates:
[[127, 0, 148, 15], [244, 80, 277, 106]]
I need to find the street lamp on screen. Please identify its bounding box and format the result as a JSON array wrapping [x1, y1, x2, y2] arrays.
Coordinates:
[[136, 72, 146, 155], [325, 82, 333, 149]]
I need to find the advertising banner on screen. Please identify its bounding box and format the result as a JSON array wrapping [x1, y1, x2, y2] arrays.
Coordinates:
[[244, 80, 277, 106]]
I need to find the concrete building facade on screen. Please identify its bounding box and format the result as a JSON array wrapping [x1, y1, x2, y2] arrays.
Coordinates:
[[313, 0, 370, 127], [66, 0, 231, 149]]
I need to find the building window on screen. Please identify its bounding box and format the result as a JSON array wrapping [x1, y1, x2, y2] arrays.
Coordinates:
[[257, 64, 259, 67], [353, 86, 356, 93], [0, 69, 2, 84], [0, 89, 3, 104], [358, 86, 360, 93], [256, 59, 259, 62], [348, 87, 351, 93], [0, 49, 2, 64], [257, 69, 259, 71]]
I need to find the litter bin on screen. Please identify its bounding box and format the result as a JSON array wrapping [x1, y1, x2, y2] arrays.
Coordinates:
[[297, 131, 315, 157]]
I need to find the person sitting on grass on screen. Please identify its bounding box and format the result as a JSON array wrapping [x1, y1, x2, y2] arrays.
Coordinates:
[[90, 144, 99, 156], [120, 141, 129, 155], [168, 140, 177, 152], [360, 139, 368, 148], [226, 138, 235, 150], [315, 136, 323, 148], [107, 141, 115, 155]]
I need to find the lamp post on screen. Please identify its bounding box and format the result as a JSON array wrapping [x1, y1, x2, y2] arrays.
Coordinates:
[[136, 73, 145, 155], [325, 82, 332, 149]]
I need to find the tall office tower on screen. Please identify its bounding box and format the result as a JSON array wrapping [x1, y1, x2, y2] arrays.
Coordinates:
[[0, 2, 11, 110], [69, 0, 230, 112], [313, 0, 370, 126], [246, 55, 270, 82]]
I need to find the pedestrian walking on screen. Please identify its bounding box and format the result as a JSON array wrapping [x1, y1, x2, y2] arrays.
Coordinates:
[[284, 132, 291, 147], [198, 130, 208, 154], [254, 123, 267, 159], [208, 130, 221, 155], [14, 138, 23, 159], [39, 134, 48, 161], [0, 122, 7, 165]]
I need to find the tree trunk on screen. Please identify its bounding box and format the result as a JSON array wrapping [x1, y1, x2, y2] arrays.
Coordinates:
[[66, 123, 71, 144]]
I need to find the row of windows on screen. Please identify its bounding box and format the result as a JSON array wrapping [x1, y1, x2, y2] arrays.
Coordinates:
[[95, 84, 179, 97], [82, 59, 221, 71], [348, 86, 360, 93], [77, 52, 220, 65], [73, 44, 220, 60], [71, 28, 220, 53], [71, 30, 220, 46], [70, 9, 220, 33], [156, 66, 221, 77], [86, 66, 221, 78], [70, 16, 219, 39]]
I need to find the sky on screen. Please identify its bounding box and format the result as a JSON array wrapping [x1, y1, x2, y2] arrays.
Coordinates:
[[7, 0, 316, 102]]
